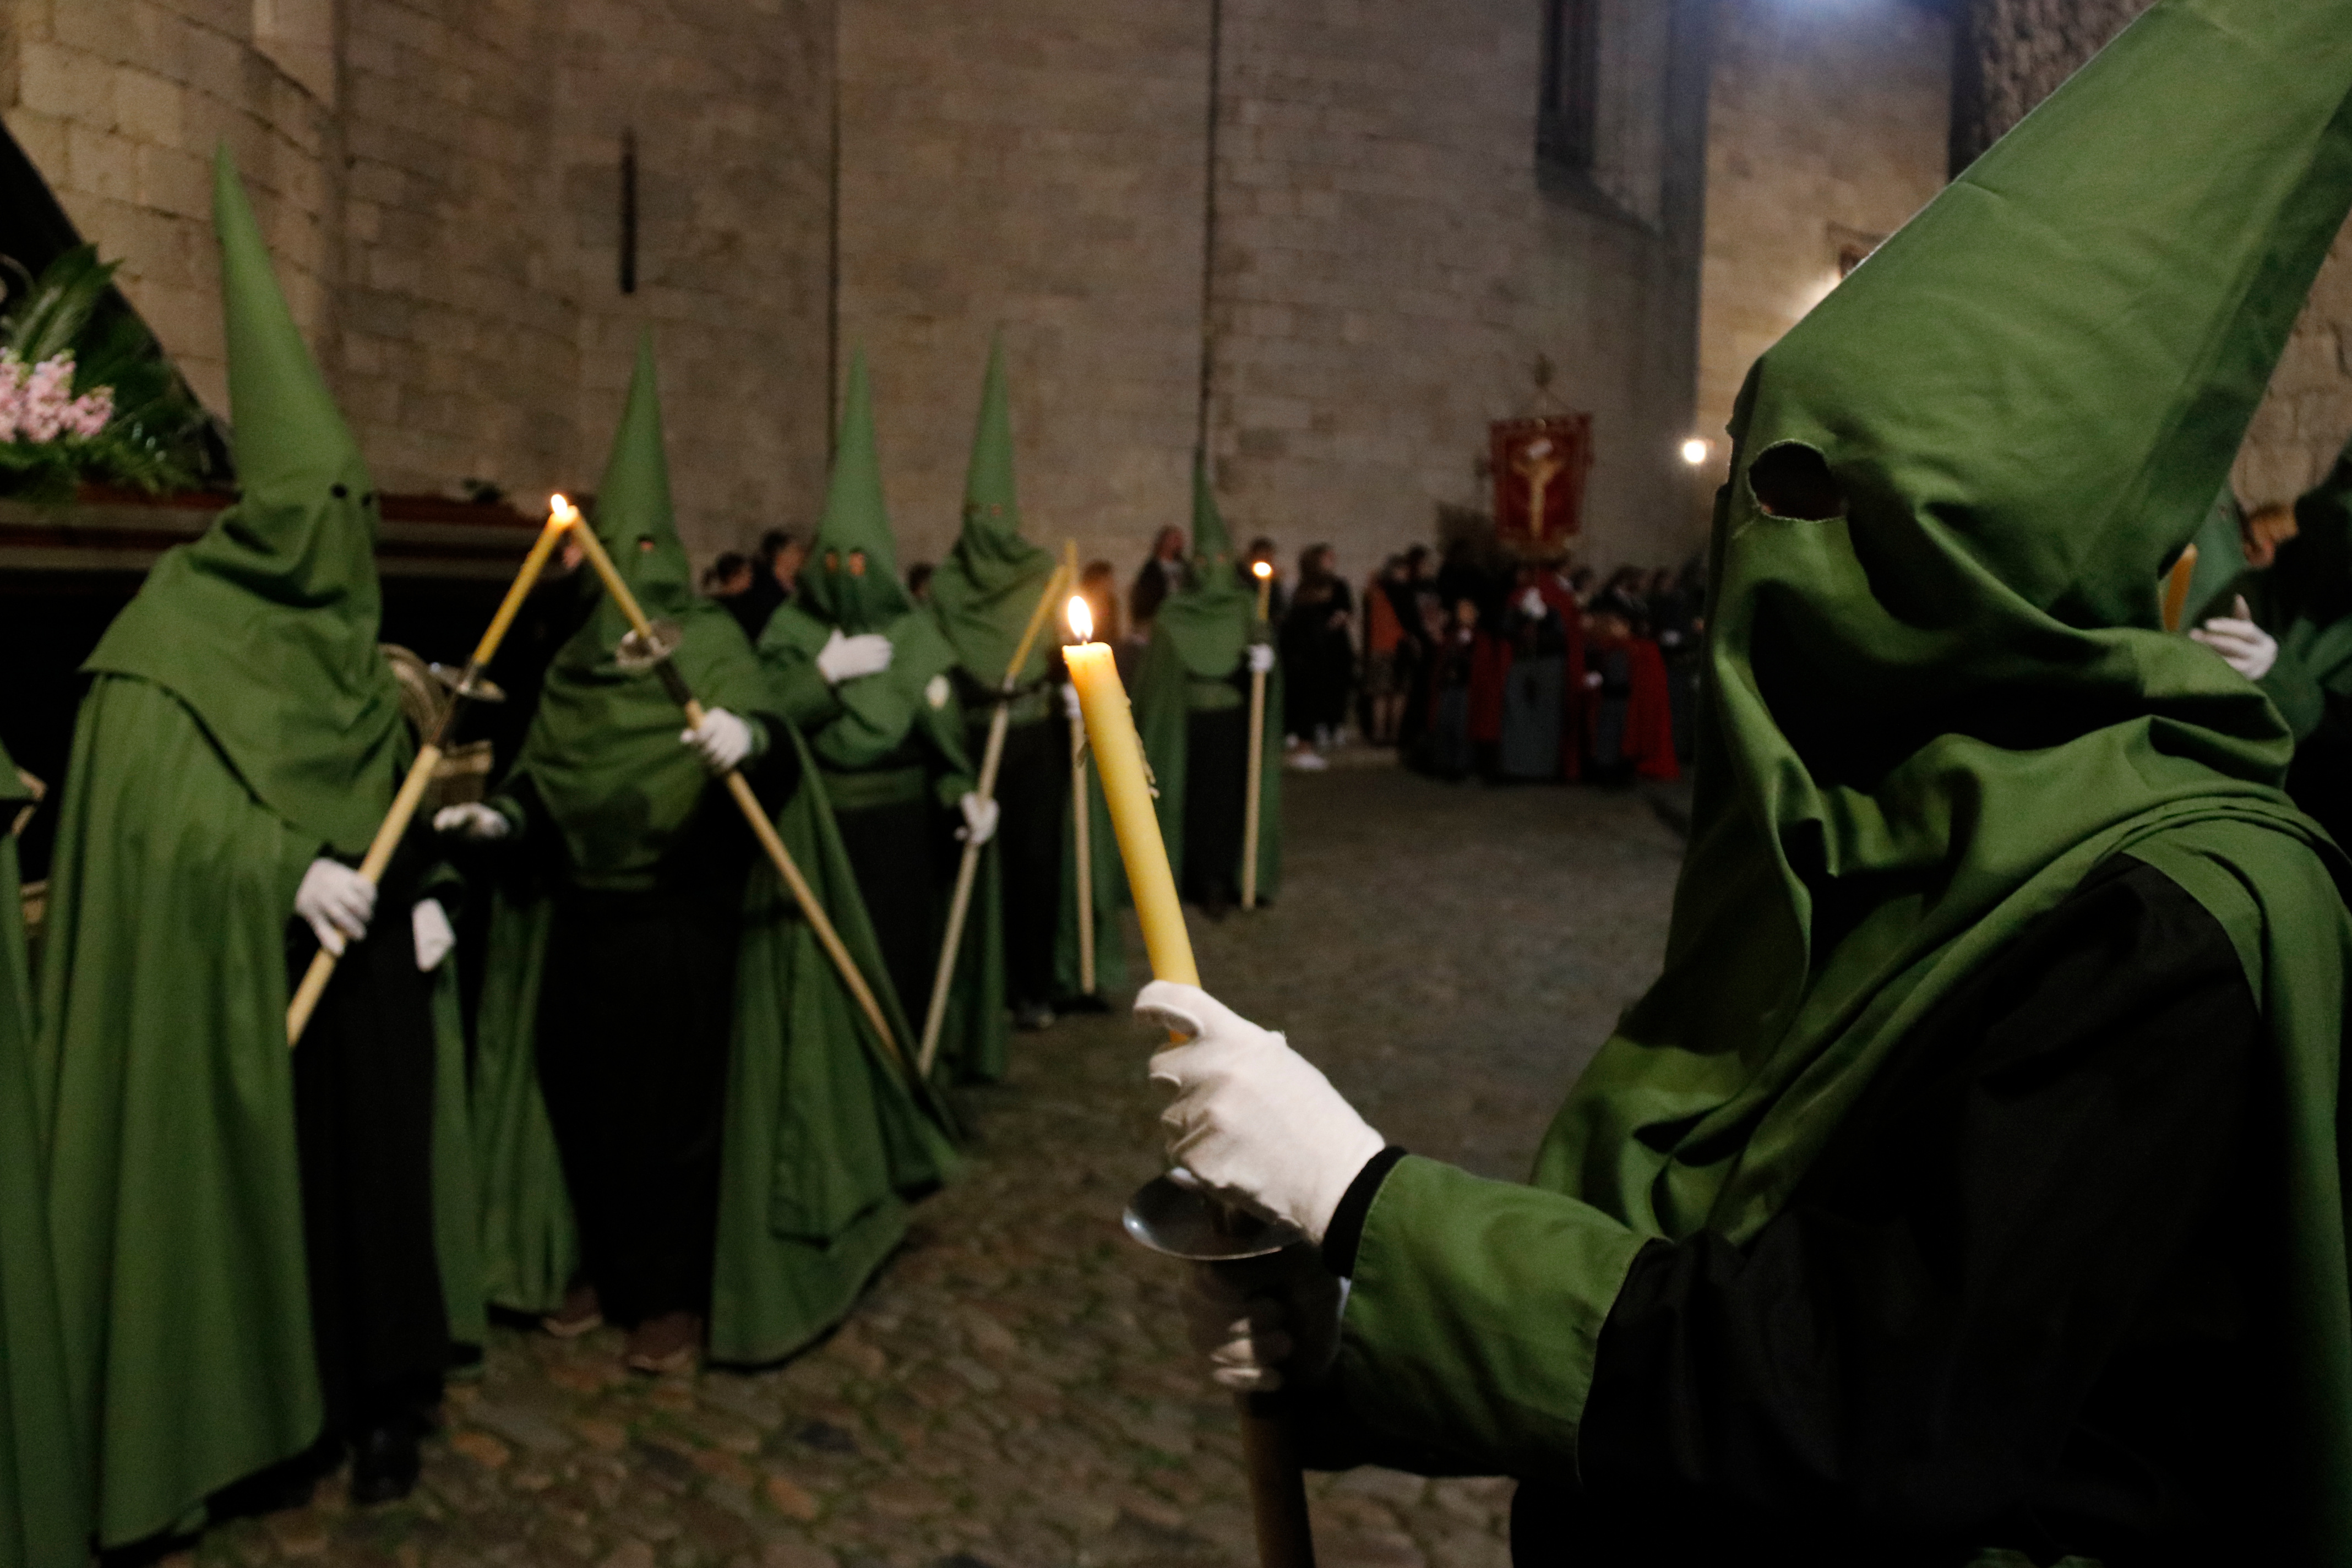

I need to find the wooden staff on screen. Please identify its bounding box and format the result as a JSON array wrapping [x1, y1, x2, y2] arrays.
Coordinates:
[[569, 521, 910, 1074], [916, 561, 1069, 1075], [1064, 540, 1096, 997], [1242, 560, 1273, 911], [287, 500, 576, 1046]]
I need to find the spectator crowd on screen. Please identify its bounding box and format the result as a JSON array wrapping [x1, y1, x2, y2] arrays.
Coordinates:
[[704, 527, 1702, 789]]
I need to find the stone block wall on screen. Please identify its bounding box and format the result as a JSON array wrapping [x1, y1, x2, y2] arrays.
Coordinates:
[[1, 0, 835, 558], [834, 0, 1213, 575], [837, 0, 1712, 586], [4, 0, 340, 416], [1206, 0, 1711, 580], [1695, 0, 1953, 462]]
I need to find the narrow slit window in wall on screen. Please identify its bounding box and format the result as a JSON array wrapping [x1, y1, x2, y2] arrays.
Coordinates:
[[1539, 0, 1601, 174], [619, 129, 638, 296]]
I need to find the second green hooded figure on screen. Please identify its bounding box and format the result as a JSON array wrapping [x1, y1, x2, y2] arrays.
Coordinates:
[[761, 354, 1009, 1083], [454, 340, 954, 1373]]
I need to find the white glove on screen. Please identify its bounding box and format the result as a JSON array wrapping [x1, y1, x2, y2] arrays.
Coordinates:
[[433, 802, 511, 842], [1583, 670, 1605, 690], [296, 858, 376, 958], [957, 791, 1000, 847], [1184, 1254, 1344, 1395], [1139, 981, 1386, 1243], [1518, 586, 1545, 618], [1061, 683, 1084, 722], [2191, 595, 2279, 682], [1247, 643, 1276, 676], [682, 707, 754, 774], [412, 899, 456, 972], [816, 628, 895, 685]]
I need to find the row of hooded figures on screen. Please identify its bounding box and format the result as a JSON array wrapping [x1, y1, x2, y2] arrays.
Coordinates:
[[0, 152, 1286, 1564]]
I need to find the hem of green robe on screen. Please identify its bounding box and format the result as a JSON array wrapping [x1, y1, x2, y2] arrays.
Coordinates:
[[706, 1196, 911, 1368]]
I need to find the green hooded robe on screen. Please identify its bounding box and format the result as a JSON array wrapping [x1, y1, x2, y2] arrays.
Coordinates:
[[36, 151, 423, 1547], [1325, 5, 2352, 1559], [469, 341, 953, 1361], [0, 744, 84, 1568], [761, 354, 1005, 1081], [1132, 461, 1283, 904], [927, 341, 1124, 1004], [2234, 432, 2352, 744]]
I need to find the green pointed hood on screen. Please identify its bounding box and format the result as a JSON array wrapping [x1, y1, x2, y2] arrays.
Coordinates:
[[1542, 0, 2352, 1260], [760, 351, 960, 769], [929, 337, 1058, 687], [83, 148, 404, 856], [518, 336, 777, 884], [801, 353, 913, 635], [1155, 456, 1254, 680], [584, 334, 700, 630]]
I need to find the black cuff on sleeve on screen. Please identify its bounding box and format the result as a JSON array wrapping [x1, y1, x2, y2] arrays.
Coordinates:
[[1322, 1146, 1409, 1277]]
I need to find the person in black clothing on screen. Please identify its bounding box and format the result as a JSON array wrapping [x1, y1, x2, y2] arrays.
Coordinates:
[[1281, 544, 1353, 750], [1130, 525, 1189, 630]]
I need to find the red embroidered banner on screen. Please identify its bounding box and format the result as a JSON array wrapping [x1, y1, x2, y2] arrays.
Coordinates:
[[1490, 413, 1592, 548]]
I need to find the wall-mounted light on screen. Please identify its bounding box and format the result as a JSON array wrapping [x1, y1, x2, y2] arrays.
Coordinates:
[[1680, 438, 1711, 467]]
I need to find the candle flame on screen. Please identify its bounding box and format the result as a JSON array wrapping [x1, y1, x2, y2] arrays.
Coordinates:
[[1252, 559, 1273, 580], [1068, 595, 1093, 643], [548, 493, 578, 527]]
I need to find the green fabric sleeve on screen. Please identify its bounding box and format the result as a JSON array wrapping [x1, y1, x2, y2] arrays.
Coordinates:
[[1337, 1155, 1647, 1479], [2261, 656, 2327, 741], [773, 658, 842, 731], [922, 697, 978, 809]]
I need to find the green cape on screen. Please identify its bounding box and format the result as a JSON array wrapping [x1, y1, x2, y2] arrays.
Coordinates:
[[2181, 483, 2252, 627], [1329, 7, 2352, 1555], [470, 726, 959, 1360], [0, 743, 84, 1568], [928, 339, 1060, 693], [2245, 432, 2352, 739], [764, 353, 966, 772], [81, 150, 403, 859], [515, 339, 781, 888], [1132, 464, 1283, 902], [34, 154, 442, 1547]]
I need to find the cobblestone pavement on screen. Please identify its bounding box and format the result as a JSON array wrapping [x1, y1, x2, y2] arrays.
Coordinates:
[[188, 764, 1685, 1568]]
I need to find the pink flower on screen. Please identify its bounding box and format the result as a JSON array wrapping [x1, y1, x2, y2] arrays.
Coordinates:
[[64, 386, 113, 439], [0, 351, 112, 443], [18, 352, 75, 442], [0, 354, 24, 444]]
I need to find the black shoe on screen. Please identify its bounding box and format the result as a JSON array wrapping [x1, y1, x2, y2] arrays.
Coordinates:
[[349, 1421, 421, 1506], [1013, 1000, 1056, 1032]]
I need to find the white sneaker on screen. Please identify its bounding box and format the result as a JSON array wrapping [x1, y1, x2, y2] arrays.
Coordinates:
[[1288, 750, 1330, 772]]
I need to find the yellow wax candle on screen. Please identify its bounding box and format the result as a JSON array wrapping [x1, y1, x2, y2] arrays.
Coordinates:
[[1063, 597, 1199, 988]]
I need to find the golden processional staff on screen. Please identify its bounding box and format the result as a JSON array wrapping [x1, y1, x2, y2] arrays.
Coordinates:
[[915, 560, 1070, 1075], [286, 497, 575, 1045], [1064, 593, 1317, 1568], [1242, 558, 1275, 911], [564, 507, 912, 1075]]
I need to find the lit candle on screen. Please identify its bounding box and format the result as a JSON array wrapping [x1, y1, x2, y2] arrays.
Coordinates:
[[1063, 596, 1199, 987]]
